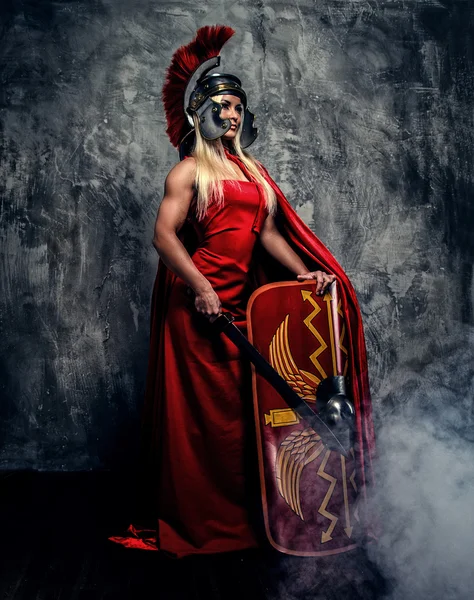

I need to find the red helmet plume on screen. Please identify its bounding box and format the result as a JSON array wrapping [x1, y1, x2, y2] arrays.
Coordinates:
[[162, 25, 235, 147]]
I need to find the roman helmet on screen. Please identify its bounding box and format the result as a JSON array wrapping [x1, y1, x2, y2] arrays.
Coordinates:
[[162, 26, 258, 159]]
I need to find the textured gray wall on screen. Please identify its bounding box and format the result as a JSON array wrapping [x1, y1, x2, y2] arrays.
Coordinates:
[[1, 0, 473, 470]]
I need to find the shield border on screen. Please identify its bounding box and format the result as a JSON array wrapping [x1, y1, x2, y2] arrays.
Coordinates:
[[247, 280, 358, 556]]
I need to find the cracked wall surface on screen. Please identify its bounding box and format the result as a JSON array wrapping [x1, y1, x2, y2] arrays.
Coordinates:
[[0, 0, 473, 469]]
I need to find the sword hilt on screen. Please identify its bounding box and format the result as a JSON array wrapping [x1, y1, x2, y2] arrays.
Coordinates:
[[212, 312, 235, 331]]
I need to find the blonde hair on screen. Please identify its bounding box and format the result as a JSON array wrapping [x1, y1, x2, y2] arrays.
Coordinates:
[[191, 101, 277, 220]]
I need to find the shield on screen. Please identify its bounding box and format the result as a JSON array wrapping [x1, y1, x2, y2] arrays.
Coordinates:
[[247, 280, 359, 556]]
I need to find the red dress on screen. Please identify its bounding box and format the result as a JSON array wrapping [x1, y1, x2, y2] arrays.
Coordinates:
[[156, 179, 267, 556]]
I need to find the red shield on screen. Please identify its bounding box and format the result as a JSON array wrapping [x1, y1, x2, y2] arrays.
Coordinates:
[[247, 281, 359, 556]]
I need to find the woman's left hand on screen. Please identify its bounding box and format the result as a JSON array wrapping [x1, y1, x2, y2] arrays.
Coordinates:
[[296, 270, 335, 295]]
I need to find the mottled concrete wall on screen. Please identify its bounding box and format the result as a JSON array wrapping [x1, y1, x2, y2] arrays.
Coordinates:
[[1, 0, 473, 470]]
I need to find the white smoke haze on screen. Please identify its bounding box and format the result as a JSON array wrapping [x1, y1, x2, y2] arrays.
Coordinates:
[[367, 328, 474, 600], [266, 329, 474, 600]]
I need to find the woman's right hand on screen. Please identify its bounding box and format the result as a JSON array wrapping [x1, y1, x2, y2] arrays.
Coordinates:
[[193, 285, 222, 322]]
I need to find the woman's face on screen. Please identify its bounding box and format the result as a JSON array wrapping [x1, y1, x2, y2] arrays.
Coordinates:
[[212, 94, 243, 140]]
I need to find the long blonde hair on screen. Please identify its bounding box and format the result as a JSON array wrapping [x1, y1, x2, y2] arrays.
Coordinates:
[[191, 104, 277, 220]]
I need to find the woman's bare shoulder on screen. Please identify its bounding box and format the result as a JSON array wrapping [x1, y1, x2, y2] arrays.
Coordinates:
[[162, 157, 196, 205], [166, 156, 196, 185]]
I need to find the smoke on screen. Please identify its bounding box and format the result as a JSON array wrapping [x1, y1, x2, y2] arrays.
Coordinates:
[[367, 327, 474, 600], [266, 328, 474, 600]]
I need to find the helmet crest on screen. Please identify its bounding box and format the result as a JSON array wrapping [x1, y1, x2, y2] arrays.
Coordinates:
[[162, 25, 235, 148]]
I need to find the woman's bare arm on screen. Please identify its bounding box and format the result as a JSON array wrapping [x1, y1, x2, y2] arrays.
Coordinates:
[[153, 158, 222, 318], [259, 214, 335, 294]]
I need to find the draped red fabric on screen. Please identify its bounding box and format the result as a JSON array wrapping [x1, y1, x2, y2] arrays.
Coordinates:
[[109, 151, 375, 554], [242, 156, 376, 497]]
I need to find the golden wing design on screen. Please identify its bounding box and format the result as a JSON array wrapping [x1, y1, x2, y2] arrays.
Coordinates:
[[269, 313, 325, 519], [276, 428, 325, 520], [269, 314, 320, 401]]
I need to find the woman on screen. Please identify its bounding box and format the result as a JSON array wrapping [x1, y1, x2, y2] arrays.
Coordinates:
[[111, 26, 375, 558], [155, 97, 335, 325]]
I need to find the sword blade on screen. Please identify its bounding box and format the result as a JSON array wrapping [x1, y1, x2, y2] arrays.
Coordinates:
[[214, 313, 349, 457]]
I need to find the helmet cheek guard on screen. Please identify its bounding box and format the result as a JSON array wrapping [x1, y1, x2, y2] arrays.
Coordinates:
[[192, 99, 258, 148], [240, 107, 258, 149], [194, 99, 232, 140], [179, 103, 258, 158]]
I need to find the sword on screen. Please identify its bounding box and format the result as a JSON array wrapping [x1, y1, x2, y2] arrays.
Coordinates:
[[213, 312, 350, 457]]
